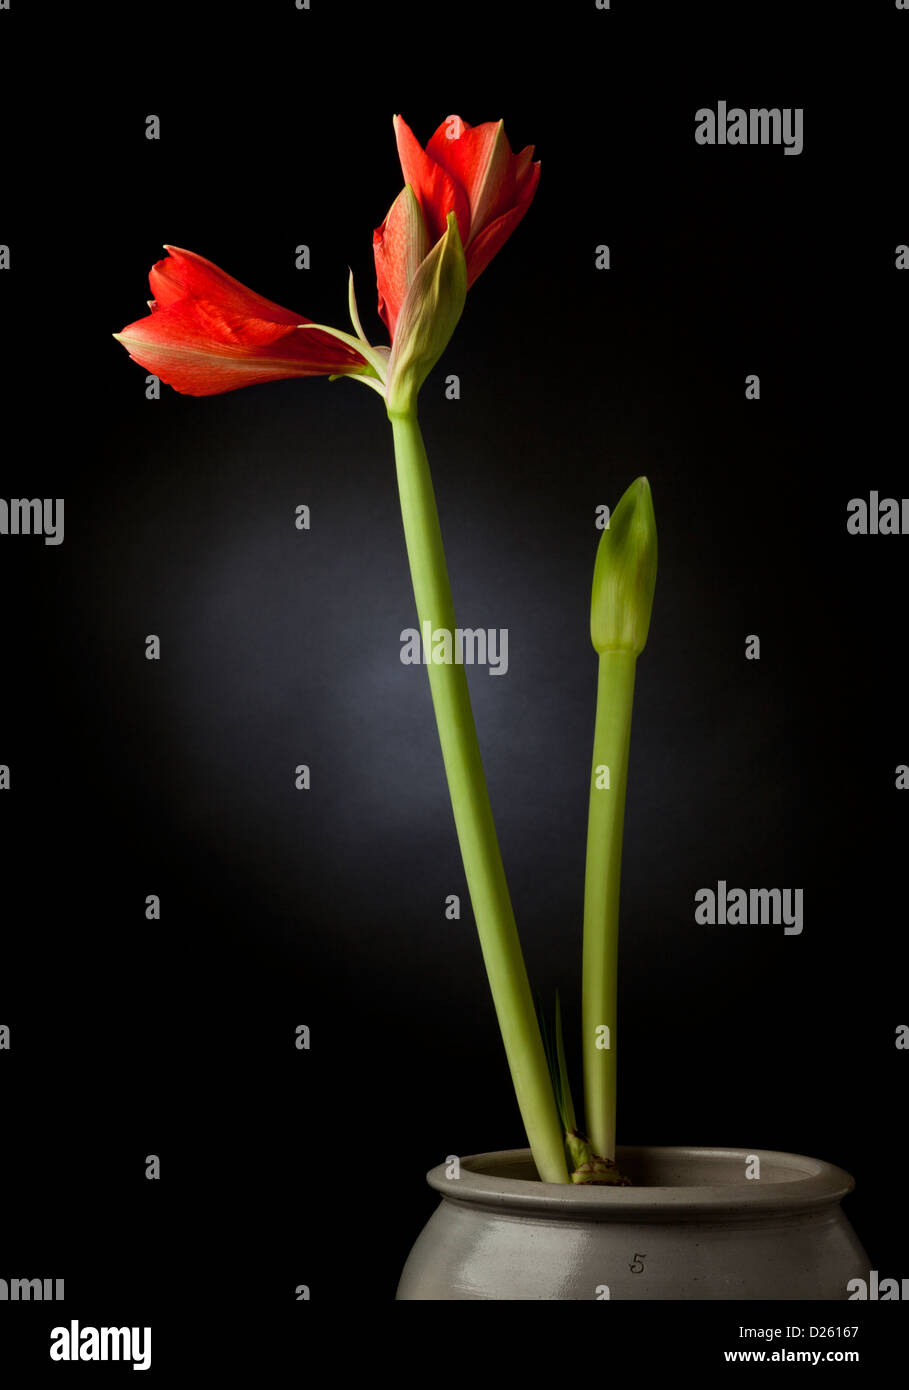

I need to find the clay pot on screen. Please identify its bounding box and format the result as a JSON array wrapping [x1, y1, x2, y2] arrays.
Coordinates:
[[396, 1144, 869, 1300]]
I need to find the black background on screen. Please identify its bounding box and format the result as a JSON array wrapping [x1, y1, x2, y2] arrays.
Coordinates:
[[1, 0, 907, 1371]]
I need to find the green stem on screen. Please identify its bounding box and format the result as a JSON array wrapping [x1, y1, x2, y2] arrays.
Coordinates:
[[582, 650, 637, 1161], [389, 407, 568, 1184]]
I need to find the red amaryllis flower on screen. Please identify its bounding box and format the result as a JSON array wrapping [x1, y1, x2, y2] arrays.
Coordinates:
[[114, 246, 370, 396], [115, 116, 538, 404], [373, 114, 540, 336]]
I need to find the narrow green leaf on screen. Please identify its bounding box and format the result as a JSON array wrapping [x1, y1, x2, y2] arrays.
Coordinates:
[[553, 991, 577, 1136]]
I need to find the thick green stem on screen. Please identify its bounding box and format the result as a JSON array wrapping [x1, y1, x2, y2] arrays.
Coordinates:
[[582, 650, 637, 1161], [389, 408, 568, 1184]]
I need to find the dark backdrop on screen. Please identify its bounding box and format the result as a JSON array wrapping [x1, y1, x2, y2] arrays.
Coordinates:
[[1, 0, 906, 1369]]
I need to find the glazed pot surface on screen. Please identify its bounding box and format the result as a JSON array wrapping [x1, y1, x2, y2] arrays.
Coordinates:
[[396, 1145, 870, 1301]]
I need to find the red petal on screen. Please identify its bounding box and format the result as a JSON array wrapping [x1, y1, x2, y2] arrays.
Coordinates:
[[149, 245, 305, 326], [393, 115, 470, 249], [512, 144, 536, 188], [463, 158, 541, 287], [115, 297, 365, 396], [427, 116, 517, 240]]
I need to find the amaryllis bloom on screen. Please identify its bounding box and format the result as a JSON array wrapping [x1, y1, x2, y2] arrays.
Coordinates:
[[373, 114, 540, 337], [114, 246, 370, 396], [114, 114, 538, 410]]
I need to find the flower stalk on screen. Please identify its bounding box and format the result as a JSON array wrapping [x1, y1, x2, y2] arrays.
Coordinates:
[[582, 478, 657, 1162], [389, 406, 568, 1184], [582, 649, 637, 1161]]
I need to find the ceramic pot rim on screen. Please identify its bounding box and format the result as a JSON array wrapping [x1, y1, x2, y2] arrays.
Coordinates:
[[425, 1145, 856, 1221]]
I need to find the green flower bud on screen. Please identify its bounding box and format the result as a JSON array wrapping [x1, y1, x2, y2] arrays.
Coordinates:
[[590, 476, 658, 656]]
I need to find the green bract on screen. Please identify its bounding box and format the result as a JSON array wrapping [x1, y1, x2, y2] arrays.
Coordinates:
[[385, 212, 467, 418]]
